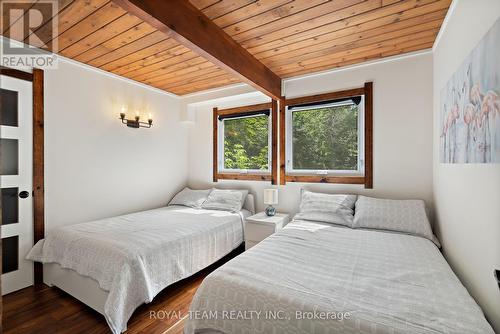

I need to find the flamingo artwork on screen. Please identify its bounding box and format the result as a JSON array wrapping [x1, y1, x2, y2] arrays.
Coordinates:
[[439, 17, 500, 163]]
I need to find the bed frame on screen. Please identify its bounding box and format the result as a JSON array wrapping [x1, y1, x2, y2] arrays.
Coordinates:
[[43, 194, 256, 315], [45, 263, 108, 314]]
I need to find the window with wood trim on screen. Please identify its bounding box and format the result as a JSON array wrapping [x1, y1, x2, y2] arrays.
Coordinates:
[[213, 101, 278, 184], [280, 83, 373, 188]]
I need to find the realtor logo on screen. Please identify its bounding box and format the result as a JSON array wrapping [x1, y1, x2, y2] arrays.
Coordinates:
[[0, 0, 58, 68]]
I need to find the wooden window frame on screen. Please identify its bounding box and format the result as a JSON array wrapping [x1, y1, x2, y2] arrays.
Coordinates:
[[279, 82, 373, 188], [213, 101, 278, 184]]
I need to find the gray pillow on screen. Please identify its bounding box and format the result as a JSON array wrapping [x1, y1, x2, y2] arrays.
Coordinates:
[[201, 189, 248, 212], [294, 190, 357, 227], [169, 187, 212, 208], [353, 195, 440, 246]]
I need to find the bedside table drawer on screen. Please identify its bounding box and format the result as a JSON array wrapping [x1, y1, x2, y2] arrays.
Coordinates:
[[245, 221, 276, 242]]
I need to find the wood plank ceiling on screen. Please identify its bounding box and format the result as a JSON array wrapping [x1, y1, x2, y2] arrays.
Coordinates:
[[2, 0, 451, 96]]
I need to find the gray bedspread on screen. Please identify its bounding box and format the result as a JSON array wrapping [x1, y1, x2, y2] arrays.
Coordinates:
[[27, 206, 247, 334], [185, 220, 494, 334]]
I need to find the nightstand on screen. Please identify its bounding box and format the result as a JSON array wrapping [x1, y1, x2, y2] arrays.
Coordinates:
[[245, 212, 289, 250]]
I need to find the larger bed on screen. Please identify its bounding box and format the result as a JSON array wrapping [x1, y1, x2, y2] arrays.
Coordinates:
[[27, 193, 254, 334], [185, 219, 494, 334]]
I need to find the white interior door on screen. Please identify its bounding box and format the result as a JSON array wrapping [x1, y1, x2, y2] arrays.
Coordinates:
[[1, 74, 33, 295]]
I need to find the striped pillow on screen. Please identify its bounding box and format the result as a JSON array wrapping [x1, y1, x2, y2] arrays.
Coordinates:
[[294, 190, 357, 227]]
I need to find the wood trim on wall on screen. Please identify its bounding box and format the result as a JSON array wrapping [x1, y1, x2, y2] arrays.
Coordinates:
[[217, 173, 272, 181], [212, 107, 218, 183], [271, 100, 278, 185], [285, 175, 365, 184], [0, 66, 33, 82], [364, 82, 374, 189], [32, 69, 45, 284], [279, 97, 286, 185], [285, 87, 366, 107], [213, 102, 277, 183], [217, 103, 273, 116], [281, 83, 373, 187]]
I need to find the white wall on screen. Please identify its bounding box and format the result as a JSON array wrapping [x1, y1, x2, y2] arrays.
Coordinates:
[[433, 0, 500, 331], [187, 53, 434, 217], [44, 59, 189, 230]]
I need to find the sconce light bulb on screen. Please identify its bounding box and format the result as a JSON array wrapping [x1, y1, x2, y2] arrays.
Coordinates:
[[121, 106, 127, 113]]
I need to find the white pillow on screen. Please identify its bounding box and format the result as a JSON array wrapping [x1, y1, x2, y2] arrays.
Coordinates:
[[294, 190, 357, 227], [201, 189, 248, 212], [353, 196, 440, 246], [169, 187, 212, 208]]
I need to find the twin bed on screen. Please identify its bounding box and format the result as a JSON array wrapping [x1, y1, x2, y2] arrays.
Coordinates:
[[28, 190, 254, 334], [27, 188, 494, 334]]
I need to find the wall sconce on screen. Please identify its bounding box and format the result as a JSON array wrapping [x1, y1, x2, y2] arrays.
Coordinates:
[[119, 106, 153, 128]]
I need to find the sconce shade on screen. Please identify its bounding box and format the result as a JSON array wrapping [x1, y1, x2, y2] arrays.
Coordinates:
[[263, 189, 278, 205]]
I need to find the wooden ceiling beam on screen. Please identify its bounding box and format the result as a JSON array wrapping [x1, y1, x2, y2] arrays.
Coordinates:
[[112, 0, 282, 99]]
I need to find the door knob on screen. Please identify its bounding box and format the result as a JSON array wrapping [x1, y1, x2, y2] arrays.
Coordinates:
[[19, 191, 29, 199]]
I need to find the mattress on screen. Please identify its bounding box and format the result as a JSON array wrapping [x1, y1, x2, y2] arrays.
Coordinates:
[[27, 205, 249, 334], [185, 219, 494, 334]]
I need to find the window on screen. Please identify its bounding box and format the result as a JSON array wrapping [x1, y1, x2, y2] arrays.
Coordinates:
[[287, 97, 364, 175], [281, 83, 373, 187], [220, 113, 270, 172], [213, 102, 278, 183]]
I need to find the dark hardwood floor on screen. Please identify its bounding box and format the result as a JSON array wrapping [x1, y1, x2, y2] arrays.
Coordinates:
[[2, 246, 243, 334]]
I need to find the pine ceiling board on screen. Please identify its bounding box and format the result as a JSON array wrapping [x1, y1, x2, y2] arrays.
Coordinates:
[[255, 11, 446, 62], [264, 20, 442, 69], [382, 0, 403, 5], [279, 38, 435, 78], [218, 0, 338, 39], [253, 9, 447, 61], [174, 76, 241, 93], [190, 0, 222, 10], [162, 74, 240, 95], [275, 28, 439, 75], [211, 0, 293, 27], [2, 0, 37, 35], [96, 37, 183, 72], [7, 0, 74, 48], [244, 0, 449, 52], [84, 31, 169, 67], [201, 0, 257, 20], [28, 0, 109, 50], [145, 63, 224, 87], [109, 43, 196, 76], [57, 1, 126, 51], [130, 57, 214, 83], [60, 12, 143, 58], [121, 48, 202, 79], [111, 46, 195, 76], [150, 68, 230, 90], [229, 0, 372, 44], [274, 30, 439, 75], [73, 21, 158, 63]]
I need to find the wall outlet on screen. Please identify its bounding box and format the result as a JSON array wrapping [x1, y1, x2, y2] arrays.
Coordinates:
[[495, 269, 500, 290]]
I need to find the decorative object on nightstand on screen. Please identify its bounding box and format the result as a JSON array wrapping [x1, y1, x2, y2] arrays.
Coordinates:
[[245, 212, 289, 250], [263, 189, 278, 216]]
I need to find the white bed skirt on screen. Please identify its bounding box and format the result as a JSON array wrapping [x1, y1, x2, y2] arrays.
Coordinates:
[[45, 263, 109, 315]]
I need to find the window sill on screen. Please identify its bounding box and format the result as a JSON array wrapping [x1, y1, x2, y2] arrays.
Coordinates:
[[216, 173, 272, 182], [285, 175, 365, 184]]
